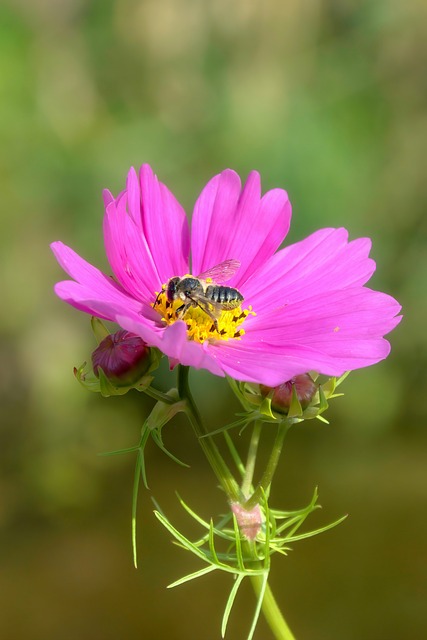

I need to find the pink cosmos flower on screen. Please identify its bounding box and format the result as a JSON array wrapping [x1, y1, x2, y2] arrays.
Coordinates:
[[51, 165, 401, 386]]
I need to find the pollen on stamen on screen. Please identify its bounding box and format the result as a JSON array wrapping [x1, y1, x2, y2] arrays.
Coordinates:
[[152, 290, 255, 344]]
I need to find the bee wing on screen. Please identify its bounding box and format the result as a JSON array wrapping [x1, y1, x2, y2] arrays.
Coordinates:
[[192, 293, 223, 319], [197, 259, 241, 284]]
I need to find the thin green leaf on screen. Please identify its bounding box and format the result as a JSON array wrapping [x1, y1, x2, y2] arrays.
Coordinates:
[[138, 427, 151, 489], [151, 429, 189, 467], [276, 513, 312, 536], [208, 520, 220, 565], [267, 544, 290, 557], [221, 575, 245, 638], [167, 565, 217, 588], [132, 452, 142, 568], [223, 431, 246, 479], [200, 416, 250, 438], [154, 511, 208, 562], [261, 490, 271, 569], [177, 496, 234, 542], [176, 495, 210, 527], [284, 514, 348, 543], [247, 572, 268, 640], [233, 514, 245, 572], [98, 445, 140, 457], [270, 506, 314, 519], [192, 515, 235, 546]]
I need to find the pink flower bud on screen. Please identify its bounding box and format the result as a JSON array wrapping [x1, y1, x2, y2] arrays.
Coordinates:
[[260, 374, 318, 414], [91, 330, 151, 387]]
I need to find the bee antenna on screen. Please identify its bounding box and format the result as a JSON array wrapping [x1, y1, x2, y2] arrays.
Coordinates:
[[153, 288, 164, 307]]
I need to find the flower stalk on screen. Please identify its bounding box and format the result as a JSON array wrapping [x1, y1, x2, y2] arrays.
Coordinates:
[[245, 422, 289, 511], [241, 420, 262, 497], [177, 365, 296, 639], [251, 575, 296, 640], [177, 365, 240, 502]]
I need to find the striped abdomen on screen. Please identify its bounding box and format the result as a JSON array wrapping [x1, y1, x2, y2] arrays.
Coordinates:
[[205, 285, 244, 310]]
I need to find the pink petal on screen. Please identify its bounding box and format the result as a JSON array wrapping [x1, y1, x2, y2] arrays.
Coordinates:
[[191, 170, 291, 286], [103, 192, 161, 301], [207, 339, 340, 386], [113, 314, 225, 377], [138, 165, 190, 282], [242, 228, 375, 310], [51, 241, 146, 318], [53, 280, 142, 321], [51, 242, 131, 302], [102, 189, 114, 207], [191, 170, 241, 274], [245, 287, 401, 374]]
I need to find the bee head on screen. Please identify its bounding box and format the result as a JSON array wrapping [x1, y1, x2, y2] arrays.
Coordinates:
[[166, 277, 181, 302]]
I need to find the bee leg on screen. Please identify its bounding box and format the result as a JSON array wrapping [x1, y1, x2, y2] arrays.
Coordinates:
[[176, 298, 219, 332], [175, 302, 191, 319], [195, 301, 219, 331]]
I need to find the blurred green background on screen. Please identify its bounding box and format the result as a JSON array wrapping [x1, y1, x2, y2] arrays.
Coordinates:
[[1, 0, 426, 638]]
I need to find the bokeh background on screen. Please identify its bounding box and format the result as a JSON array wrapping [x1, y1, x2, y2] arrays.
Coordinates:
[[1, 1, 426, 638]]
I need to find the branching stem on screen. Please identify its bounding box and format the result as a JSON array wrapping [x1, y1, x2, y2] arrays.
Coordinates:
[[177, 366, 240, 501], [245, 423, 289, 510]]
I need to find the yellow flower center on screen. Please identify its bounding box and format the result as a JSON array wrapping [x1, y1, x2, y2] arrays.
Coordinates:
[[153, 285, 255, 344]]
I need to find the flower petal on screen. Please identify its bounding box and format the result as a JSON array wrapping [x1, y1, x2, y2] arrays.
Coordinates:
[[207, 339, 338, 386], [51, 242, 130, 300], [53, 280, 141, 321], [52, 167, 401, 386], [113, 314, 226, 377], [243, 228, 376, 311], [138, 165, 190, 282], [103, 191, 161, 301], [245, 287, 401, 375], [191, 170, 291, 286], [51, 241, 144, 318]]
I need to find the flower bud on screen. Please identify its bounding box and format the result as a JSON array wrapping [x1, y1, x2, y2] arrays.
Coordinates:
[[260, 373, 318, 414], [230, 501, 263, 541], [91, 330, 151, 387]]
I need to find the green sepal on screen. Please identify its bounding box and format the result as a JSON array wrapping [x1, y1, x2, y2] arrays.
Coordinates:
[[287, 384, 304, 419], [145, 388, 185, 429], [318, 382, 329, 413], [73, 340, 162, 397], [258, 395, 276, 419], [90, 316, 110, 343], [228, 372, 351, 428], [74, 361, 155, 397]]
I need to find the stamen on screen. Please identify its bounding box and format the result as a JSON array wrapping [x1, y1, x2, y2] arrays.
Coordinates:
[[152, 290, 255, 344]]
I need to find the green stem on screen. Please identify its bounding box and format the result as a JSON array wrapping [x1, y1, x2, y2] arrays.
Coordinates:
[[142, 386, 176, 404], [241, 420, 262, 497], [244, 422, 289, 511], [251, 575, 296, 640], [177, 369, 295, 638], [177, 366, 240, 501]]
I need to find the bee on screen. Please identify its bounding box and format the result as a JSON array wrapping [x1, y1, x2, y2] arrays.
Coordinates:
[[155, 259, 244, 330]]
